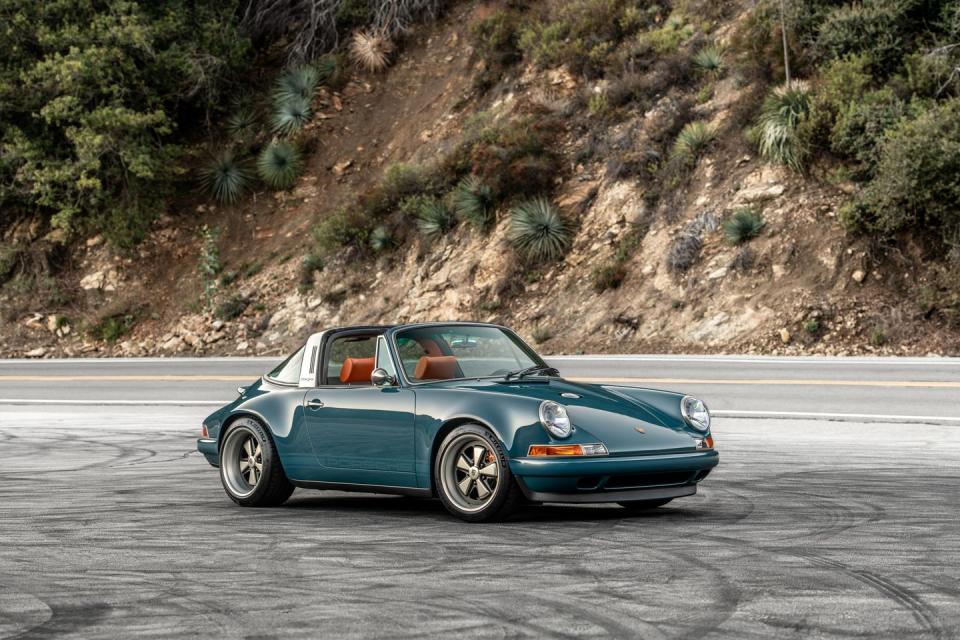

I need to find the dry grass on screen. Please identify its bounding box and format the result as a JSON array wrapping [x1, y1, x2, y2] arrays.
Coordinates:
[[350, 29, 394, 72]]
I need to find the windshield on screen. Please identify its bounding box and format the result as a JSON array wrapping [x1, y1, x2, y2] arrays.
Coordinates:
[[393, 325, 543, 382]]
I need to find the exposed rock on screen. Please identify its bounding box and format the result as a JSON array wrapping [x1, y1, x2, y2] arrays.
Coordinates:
[[79, 268, 120, 292], [161, 336, 184, 352], [24, 347, 46, 358], [779, 328, 792, 343], [852, 269, 866, 283], [46, 315, 58, 332]]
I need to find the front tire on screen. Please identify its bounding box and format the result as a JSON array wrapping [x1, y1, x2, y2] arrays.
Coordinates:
[[219, 417, 294, 507], [434, 424, 524, 522]]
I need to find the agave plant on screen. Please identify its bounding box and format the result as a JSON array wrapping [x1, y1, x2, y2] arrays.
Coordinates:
[[416, 198, 456, 239], [273, 64, 321, 104], [199, 149, 251, 205], [350, 29, 394, 72], [756, 80, 811, 171], [508, 198, 570, 262], [452, 175, 495, 229], [369, 225, 395, 252], [672, 120, 716, 163], [271, 95, 313, 136], [693, 45, 724, 73], [226, 106, 259, 140], [257, 141, 302, 190], [723, 207, 765, 244]]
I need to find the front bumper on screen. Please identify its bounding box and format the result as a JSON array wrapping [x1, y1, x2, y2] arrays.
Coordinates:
[[510, 449, 718, 504], [197, 438, 219, 467]]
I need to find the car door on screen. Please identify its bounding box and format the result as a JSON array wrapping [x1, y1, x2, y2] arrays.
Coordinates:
[[303, 333, 417, 488]]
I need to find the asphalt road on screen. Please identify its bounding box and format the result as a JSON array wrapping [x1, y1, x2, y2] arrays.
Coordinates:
[[1, 356, 959, 638]]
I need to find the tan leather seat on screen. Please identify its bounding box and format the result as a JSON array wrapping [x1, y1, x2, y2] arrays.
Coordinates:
[[340, 356, 375, 384], [414, 355, 459, 380]]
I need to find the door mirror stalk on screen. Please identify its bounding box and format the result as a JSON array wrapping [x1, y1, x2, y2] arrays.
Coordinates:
[[371, 368, 396, 387]]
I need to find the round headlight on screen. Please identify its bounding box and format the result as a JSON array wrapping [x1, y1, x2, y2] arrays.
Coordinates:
[[680, 396, 710, 432], [539, 401, 572, 439]]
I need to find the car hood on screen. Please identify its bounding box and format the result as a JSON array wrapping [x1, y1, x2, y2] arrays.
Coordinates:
[[430, 377, 702, 455]]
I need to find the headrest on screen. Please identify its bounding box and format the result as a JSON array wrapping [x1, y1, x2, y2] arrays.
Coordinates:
[[414, 355, 459, 380], [340, 356, 375, 384]]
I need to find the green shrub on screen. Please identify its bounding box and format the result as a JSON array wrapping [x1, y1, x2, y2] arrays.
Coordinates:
[[369, 225, 395, 252], [830, 88, 905, 179], [257, 141, 302, 190], [671, 120, 716, 164], [94, 313, 136, 343], [471, 9, 522, 87], [243, 261, 263, 278], [313, 208, 371, 253], [0, 1, 251, 247], [591, 262, 627, 292], [693, 45, 724, 73], [815, 1, 910, 75], [853, 101, 960, 242], [416, 198, 456, 239], [452, 176, 494, 229], [0, 244, 22, 284], [271, 95, 313, 136], [637, 13, 695, 54], [379, 163, 429, 205], [755, 81, 812, 171], [215, 295, 248, 321], [508, 198, 570, 262], [199, 149, 251, 204], [723, 207, 765, 244]]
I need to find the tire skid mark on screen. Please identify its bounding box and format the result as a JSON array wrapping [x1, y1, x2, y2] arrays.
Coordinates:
[[788, 550, 948, 640]]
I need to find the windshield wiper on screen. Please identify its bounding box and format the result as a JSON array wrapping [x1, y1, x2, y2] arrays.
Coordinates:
[[504, 365, 559, 380]]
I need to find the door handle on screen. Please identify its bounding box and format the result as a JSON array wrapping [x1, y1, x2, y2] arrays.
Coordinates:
[[306, 398, 325, 409]]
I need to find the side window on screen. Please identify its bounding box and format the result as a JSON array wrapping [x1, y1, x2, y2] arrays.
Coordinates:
[[395, 337, 431, 379], [325, 335, 377, 386], [267, 346, 305, 384], [375, 336, 398, 379]]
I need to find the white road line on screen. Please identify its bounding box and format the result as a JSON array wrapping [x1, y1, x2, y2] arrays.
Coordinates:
[[547, 355, 960, 366], [0, 399, 226, 406], [711, 410, 960, 423]]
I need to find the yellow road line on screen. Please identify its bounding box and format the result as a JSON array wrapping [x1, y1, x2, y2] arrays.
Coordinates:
[[568, 377, 960, 389], [0, 374, 958, 389]]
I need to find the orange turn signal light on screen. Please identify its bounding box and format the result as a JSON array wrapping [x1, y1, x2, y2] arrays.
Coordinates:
[[529, 444, 584, 456], [201, 424, 209, 438], [704, 435, 714, 449]]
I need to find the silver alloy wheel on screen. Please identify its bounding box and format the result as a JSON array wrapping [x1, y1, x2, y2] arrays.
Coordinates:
[[222, 426, 263, 498], [440, 434, 500, 513]]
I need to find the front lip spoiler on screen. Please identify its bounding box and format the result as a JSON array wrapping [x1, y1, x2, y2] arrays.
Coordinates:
[[510, 450, 718, 476], [516, 481, 696, 504]]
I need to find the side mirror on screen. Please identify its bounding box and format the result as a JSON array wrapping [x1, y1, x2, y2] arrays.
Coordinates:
[[371, 368, 396, 387]]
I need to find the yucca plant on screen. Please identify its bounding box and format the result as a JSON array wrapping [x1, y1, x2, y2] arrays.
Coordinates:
[[452, 175, 495, 229], [369, 225, 395, 252], [756, 80, 811, 171], [723, 207, 765, 244], [257, 141, 302, 190], [693, 45, 724, 73], [273, 64, 321, 104], [350, 29, 394, 72], [416, 198, 456, 239], [508, 198, 570, 262], [271, 95, 312, 136], [672, 120, 716, 164], [226, 106, 259, 140], [199, 149, 251, 205]]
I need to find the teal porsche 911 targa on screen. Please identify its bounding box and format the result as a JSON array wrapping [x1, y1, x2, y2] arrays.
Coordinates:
[[197, 322, 718, 521]]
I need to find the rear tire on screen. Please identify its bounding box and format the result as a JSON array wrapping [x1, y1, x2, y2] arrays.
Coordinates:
[[617, 498, 673, 511], [219, 417, 294, 507], [434, 424, 525, 522]]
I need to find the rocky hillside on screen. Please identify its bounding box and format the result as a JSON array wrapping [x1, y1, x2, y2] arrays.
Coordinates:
[[2, 0, 959, 358]]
